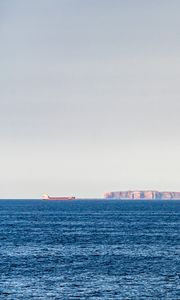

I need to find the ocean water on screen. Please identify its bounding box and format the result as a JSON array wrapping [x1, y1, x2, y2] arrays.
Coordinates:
[[0, 200, 180, 300]]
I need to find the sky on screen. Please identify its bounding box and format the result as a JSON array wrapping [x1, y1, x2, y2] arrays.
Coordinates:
[[0, 0, 180, 198]]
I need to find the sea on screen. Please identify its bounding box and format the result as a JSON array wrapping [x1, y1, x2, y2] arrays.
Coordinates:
[[0, 200, 180, 300]]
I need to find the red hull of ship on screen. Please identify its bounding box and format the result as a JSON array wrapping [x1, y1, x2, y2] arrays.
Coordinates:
[[46, 197, 75, 200], [42, 194, 75, 200]]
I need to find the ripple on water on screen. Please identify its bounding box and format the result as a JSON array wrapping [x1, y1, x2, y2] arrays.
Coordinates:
[[0, 200, 180, 299]]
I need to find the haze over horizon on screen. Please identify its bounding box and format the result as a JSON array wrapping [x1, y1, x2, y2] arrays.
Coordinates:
[[1, 0, 180, 198]]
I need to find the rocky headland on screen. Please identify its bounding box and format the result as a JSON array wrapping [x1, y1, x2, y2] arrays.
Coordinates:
[[104, 190, 180, 200]]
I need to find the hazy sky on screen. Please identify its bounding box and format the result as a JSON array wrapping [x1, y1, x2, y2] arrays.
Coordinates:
[[1, 0, 180, 198]]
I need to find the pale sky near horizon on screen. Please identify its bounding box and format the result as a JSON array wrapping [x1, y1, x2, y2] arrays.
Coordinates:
[[1, 0, 180, 198]]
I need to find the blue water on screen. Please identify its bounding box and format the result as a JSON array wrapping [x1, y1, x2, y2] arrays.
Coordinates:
[[0, 200, 180, 300]]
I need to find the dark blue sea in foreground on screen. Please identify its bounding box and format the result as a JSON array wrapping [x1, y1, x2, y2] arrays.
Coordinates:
[[0, 200, 180, 300]]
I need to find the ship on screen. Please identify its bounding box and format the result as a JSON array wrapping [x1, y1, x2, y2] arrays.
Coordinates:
[[42, 194, 75, 200]]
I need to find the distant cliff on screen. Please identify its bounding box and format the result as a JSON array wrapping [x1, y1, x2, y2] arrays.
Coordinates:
[[104, 190, 180, 200]]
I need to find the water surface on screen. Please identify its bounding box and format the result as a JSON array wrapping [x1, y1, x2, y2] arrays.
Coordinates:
[[0, 200, 180, 299]]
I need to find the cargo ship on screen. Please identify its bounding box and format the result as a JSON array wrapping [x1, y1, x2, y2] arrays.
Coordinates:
[[42, 194, 75, 200]]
